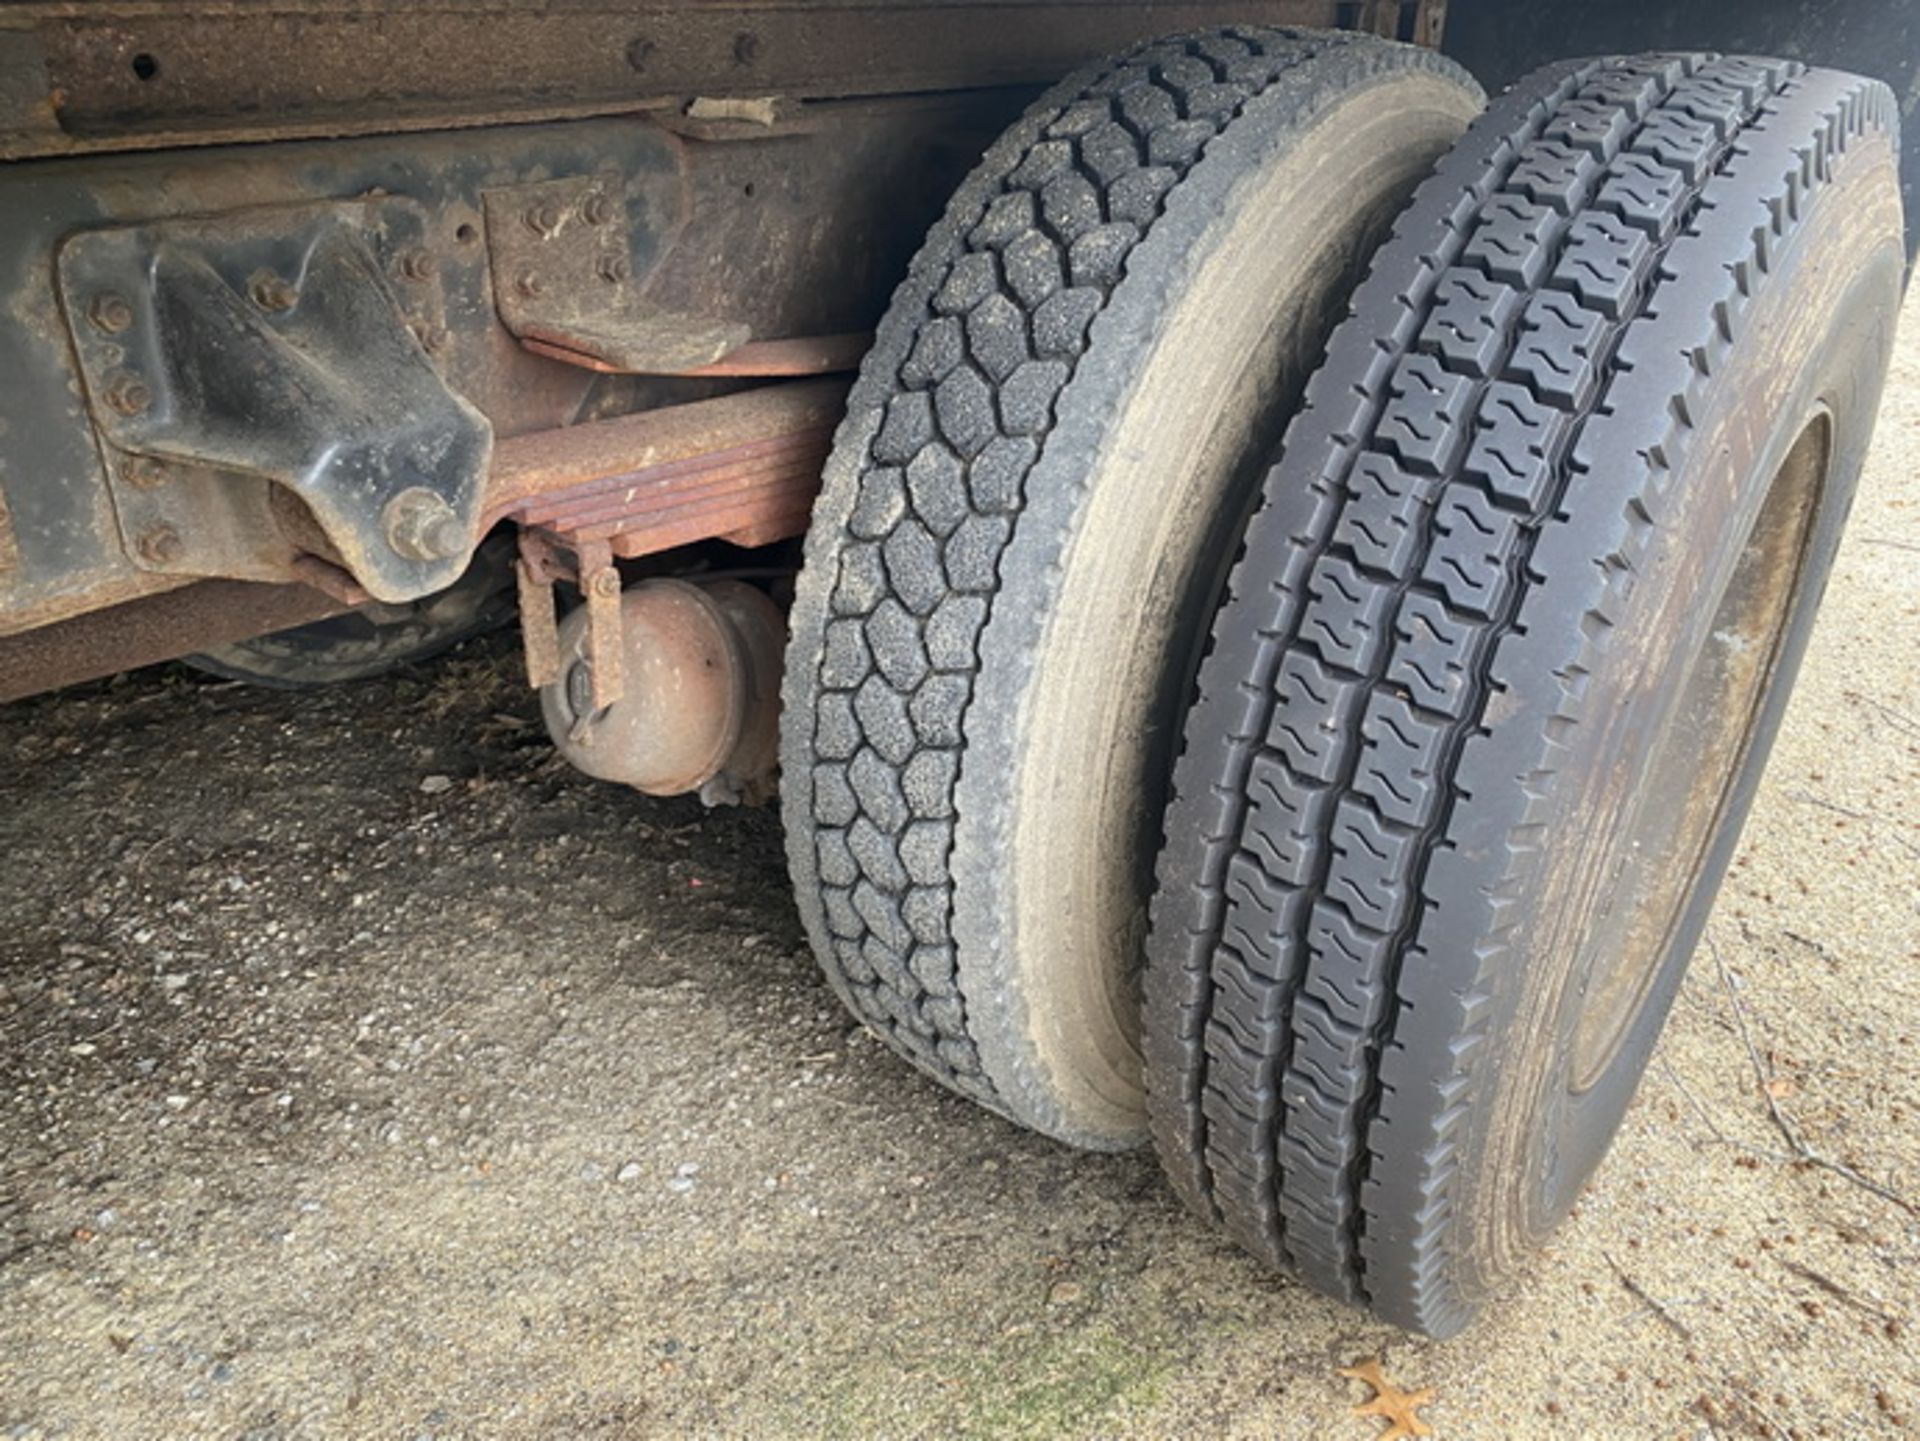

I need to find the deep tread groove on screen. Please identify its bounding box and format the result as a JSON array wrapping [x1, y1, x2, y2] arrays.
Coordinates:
[[1145, 52, 1896, 1333], [785, 26, 1475, 1134]]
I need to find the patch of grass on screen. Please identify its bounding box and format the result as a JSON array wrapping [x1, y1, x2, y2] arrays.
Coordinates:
[[778, 1310, 1181, 1439]]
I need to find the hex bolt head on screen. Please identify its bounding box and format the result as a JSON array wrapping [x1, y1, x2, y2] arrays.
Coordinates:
[[410, 321, 450, 354], [383, 487, 467, 563], [249, 272, 299, 312], [122, 455, 168, 489], [588, 568, 623, 599], [597, 253, 632, 284], [136, 524, 182, 566], [582, 194, 617, 227], [103, 371, 152, 416], [398, 249, 439, 282], [514, 270, 545, 299], [565, 659, 598, 719], [88, 292, 134, 335], [524, 201, 566, 236]]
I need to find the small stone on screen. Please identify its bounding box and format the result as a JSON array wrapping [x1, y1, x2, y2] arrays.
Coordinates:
[[667, 1176, 696, 1195], [616, 1161, 642, 1184], [163, 1094, 190, 1111], [579, 1161, 608, 1183], [68, 1042, 97, 1057], [1046, 1280, 1084, 1307], [419, 774, 454, 795]]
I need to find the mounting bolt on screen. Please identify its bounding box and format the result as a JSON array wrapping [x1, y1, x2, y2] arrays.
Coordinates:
[[397, 249, 439, 282], [523, 200, 566, 237], [410, 320, 450, 354], [588, 568, 623, 600], [732, 30, 760, 64], [103, 371, 151, 416], [624, 36, 654, 72], [514, 270, 545, 299], [249, 272, 298, 312], [88, 292, 134, 334], [136, 524, 182, 566], [122, 455, 168, 489], [383, 487, 467, 563], [596, 253, 632, 284], [582, 193, 617, 227]]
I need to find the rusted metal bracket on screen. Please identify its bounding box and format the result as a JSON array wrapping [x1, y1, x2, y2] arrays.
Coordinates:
[[57, 202, 492, 604], [482, 174, 748, 374], [497, 378, 844, 706], [515, 536, 566, 692], [515, 530, 624, 711]]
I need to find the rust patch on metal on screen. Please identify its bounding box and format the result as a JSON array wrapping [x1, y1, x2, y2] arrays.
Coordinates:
[[486, 379, 845, 557], [0, 577, 345, 702], [538, 575, 783, 801], [521, 331, 872, 378], [287, 555, 370, 608], [482, 173, 748, 375], [3, 2, 1357, 160], [489, 380, 838, 703], [515, 547, 563, 691], [681, 332, 872, 378], [576, 537, 625, 711], [0, 484, 18, 574]]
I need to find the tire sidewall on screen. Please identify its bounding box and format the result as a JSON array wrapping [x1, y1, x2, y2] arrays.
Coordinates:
[[956, 59, 1483, 1147], [1452, 118, 1904, 1308]]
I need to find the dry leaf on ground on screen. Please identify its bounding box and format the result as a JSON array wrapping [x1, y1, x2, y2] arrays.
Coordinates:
[[1340, 1357, 1437, 1441]]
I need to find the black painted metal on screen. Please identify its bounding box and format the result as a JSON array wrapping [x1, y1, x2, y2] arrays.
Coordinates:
[[58, 206, 492, 603]]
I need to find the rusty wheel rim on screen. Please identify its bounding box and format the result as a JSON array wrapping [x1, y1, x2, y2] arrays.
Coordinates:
[[1567, 411, 1831, 1092]]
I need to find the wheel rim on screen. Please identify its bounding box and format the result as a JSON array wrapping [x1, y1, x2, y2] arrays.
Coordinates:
[[1567, 411, 1830, 1091]]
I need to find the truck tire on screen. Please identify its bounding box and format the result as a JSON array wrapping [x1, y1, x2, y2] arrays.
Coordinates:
[[1144, 53, 1902, 1334], [782, 29, 1483, 1148]]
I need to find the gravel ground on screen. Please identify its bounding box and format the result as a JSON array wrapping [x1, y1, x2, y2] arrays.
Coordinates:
[[4, 308, 1919, 1441]]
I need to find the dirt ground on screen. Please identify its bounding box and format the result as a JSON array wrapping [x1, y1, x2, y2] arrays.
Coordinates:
[[4, 309, 1919, 1441]]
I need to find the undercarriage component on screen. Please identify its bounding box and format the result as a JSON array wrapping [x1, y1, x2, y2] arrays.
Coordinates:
[[540, 577, 785, 803], [482, 173, 748, 375], [528, 331, 875, 378], [489, 380, 846, 551], [185, 538, 518, 689], [0, 96, 977, 643], [502, 378, 846, 709], [0, 2, 1435, 160], [0, 579, 345, 703], [58, 205, 492, 604]]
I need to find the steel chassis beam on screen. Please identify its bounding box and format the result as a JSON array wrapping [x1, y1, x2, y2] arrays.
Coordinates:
[[0, 2, 1443, 160]]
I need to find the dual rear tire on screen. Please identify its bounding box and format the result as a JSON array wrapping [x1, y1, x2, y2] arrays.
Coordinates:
[[781, 28, 1485, 1149], [783, 31, 1904, 1334]]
